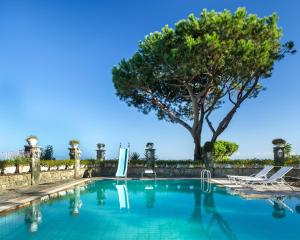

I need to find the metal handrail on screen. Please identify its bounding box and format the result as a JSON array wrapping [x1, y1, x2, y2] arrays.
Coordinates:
[[201, 169, 211, 179], [200, 169, 211, 193]]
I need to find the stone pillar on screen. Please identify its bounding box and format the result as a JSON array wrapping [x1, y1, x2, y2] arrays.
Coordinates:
[[274, 146, 285, 166], [70, 186, 82, 216], [69, 144, 81, 178], [24, 138, 41, 185], [96, 143, 106, 161], [145, 142, 156, 169]]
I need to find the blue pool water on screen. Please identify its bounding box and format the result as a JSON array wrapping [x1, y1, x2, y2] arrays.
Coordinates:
[[1, 179, 300, 240]]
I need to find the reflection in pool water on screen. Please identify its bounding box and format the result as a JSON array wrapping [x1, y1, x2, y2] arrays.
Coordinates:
[[69, 186, 83, 216], [0, 179, 300, 240], [24, 202, 42, 233]]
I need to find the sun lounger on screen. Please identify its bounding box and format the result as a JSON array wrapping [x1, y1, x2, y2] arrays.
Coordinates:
[[242, 166, 293, 186], [141, 169, 157, 179], [227, 165, 273, 182]]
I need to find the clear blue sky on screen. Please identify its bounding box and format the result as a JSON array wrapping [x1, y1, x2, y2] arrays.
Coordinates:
[[0, 0, 299, 159]]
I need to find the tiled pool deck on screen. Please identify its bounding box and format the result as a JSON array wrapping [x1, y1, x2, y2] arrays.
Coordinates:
[[0, 178, 91, 215], [1, 177, 300, 215]]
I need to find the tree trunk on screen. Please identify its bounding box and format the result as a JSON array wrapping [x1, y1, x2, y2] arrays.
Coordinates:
[[192, 132, 201, 161]]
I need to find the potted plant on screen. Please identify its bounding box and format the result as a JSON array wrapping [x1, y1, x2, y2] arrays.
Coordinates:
[[15, 157, 30, 173], [97, 143, 105, 150], [146, 142, 154, 149], [69, 139, 80, 148], [0, 160, 17, 174], [49, 160, 58, 171], [57, 160, 66, 170], [65, 160, 74, 169], [272, 138, 286, 147], [26, 135, 38, 146]]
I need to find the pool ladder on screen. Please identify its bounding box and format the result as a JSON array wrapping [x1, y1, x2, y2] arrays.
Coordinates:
[[200, 169, 211, 193]]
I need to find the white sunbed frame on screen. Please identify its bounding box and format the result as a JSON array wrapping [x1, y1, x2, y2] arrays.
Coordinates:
[[227, 165, 274, 184], [242, 166, 293, 187], [141, 169, 157, 179]]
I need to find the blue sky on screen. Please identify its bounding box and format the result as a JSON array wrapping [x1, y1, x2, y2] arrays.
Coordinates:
[[0, 0, 299, 159]]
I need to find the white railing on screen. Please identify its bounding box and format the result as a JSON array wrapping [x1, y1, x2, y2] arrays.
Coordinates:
[[200, 169, 211, 193]]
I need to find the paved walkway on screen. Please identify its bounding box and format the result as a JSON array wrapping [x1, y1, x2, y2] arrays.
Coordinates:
[[0, 178, 91, 215], [211, 178, 300, 199]]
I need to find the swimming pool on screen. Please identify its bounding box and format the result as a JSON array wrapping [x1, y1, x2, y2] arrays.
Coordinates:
[[1, 179, 300, 240]]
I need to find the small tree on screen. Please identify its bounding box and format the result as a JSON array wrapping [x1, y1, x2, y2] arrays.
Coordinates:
[[41, 145, 55, 160], [213, 140, 239, 161], [112, 8, 295, 162], [284, 143, 292, 158]]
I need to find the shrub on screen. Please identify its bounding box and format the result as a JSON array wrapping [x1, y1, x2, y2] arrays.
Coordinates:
[[64, 160, 75, 167], [69, 140, 80, 145], [0, 159, 16, 168], [26, 135, 38, 140], [81, 159, 97, 165], [213, 140, 239, 162], [14, 157, 30, 165], [216, 159, 274, 166], [130, 152, 140, 161], [285, 155, 300, 165], [284, 143, 292, 157]]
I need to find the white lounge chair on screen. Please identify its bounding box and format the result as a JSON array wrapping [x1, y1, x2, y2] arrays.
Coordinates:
[[116, 184, 130, 209], [227, 165, 273, 182], [141, 169, 157, 179], [242, 166, 293, 186], [115, 147, 129, 178]]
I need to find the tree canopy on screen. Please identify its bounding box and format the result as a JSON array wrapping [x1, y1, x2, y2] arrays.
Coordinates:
[[213, 140, 239, 161], [112, 8, 295, 162], [41, 145, 55, 160]]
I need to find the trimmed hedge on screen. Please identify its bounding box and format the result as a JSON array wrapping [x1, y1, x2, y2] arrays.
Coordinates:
[[0, 158, 31, 168], [105, 157, 300, 167], [40, 159, 99, 168], [1, 157, 299, 172]]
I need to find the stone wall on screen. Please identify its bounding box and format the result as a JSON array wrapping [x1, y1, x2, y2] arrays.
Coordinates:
[[0, 173, 31, 191], [0, 168, 87, 191], [96, 164, 300, 180], [1, 164, 299, 191], [40, 169, 86, 184]]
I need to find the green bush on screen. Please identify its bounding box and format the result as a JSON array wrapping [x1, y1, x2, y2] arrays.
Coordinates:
[[0, 159, 16, 169], [213, 140, 239, 161], [285, 155, 300, 165], [69, 139, 80, 145], [14, 157, 30, 165], [130, 152, 140, 161], [215, 159, 274, 166], [81, 159, 97, 165]]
